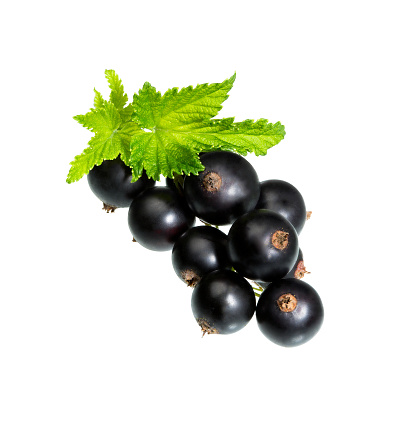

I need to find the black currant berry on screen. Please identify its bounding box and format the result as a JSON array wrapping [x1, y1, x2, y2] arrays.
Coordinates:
[[228, 209, 299, 282], [87, 156, 155, 212], [256, 179, 307, 234], [183, 151, 260, 225], [171, 226, 231, 287], [128, 186, 195, 251], [257, 248, 309, 290], [191, 269, 256, 335], [256, 278, 324, 347]]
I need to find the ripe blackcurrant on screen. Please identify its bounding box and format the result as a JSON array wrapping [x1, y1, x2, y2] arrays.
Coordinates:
[[256, 278, 324, 347], [191, 269, 256, 335], [171, 226, 231, 287], [228, 209, 299, 282], [128, 186, 195, 251], [255, 179, 307, 234], [87, 156, 155, 212], [183, 151, 260, 225]]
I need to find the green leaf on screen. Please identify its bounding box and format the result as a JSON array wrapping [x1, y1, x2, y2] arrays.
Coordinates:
[[68, 71, 286, 185], [128, 73, 285, 181], [187, 118, 286, 156], [67, 101, 141, 183], [129, 117, 285, 181], [129, 74, 239, 180], [67, 70, 143, 183], [131, 73, 236, 130], [129, 130, 205, 180], [73, 100, 121, 135], [105, 69, 128, 112], [93, 88, 105, 108]]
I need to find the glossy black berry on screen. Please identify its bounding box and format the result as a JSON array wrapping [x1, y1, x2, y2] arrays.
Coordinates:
[[228, 209, 299, 282], [171, 226, 231, 287], [87, 156, 155, 212], [183, 151, 260, 225], [256, 179, 307, 234], [257, 248, 309, 290], [128, 186, 195, 251], [256, 278, 324, 347], [191, 269, 256, 335]]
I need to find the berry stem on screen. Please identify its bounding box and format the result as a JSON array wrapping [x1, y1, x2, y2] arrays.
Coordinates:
[[249, 280, 263, 298], [230, 268, 260, 297], [199, 219, 220, 229]]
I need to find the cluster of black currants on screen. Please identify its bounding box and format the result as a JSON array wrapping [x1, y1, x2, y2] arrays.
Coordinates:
[[87, 152, 324, 347]]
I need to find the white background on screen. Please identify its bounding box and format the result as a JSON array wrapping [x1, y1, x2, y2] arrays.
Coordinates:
[[1, 1, 399, 429]]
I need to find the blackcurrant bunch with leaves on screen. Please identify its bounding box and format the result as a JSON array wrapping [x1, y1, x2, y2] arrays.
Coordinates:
[[67, 70, 323, 347]]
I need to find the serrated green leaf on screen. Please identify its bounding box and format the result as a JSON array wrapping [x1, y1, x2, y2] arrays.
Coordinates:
[[129, 74, 240, 181], [93, 88, 105, 108], [130, 82, 160, 129], [158, 73, 236, 128], [68, 71, 286, 186], [130, 130, 205, 181], [73, 100, 121, 136], [67, 102, 141, 183], [129, 117, 285, 181], [66, 137, 123, 184], [128, 73, 284, 181], [188, 118, 286, 156], [105, 69, 128, 112], [132, 73, 236, 130], [68, 70, 142, 183]]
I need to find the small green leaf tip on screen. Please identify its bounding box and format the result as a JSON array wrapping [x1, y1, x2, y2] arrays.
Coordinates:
[[67, 72, 285, 184], [104, 69, 128, 112]]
